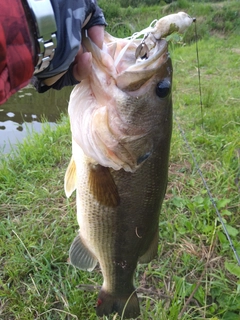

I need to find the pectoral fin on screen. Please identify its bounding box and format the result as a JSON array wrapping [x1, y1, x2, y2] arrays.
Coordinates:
[[69, 234, 98, 271], [88, 164, 120, 207], [64, 156, 77, 198], [138, 230, 159, 264]]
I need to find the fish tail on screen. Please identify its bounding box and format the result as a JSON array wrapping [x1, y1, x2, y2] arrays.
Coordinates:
[[96, 288, 140, 319]]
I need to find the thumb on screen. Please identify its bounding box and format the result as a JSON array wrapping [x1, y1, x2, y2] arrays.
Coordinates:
[[72, 51, 92, 81]]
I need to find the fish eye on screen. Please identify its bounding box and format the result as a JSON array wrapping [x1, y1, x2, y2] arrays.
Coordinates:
[[156, 79, 171, 98]]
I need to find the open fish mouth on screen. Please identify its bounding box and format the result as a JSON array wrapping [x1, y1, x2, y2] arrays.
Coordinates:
[[69, 13, 194, 172], [82, 29, 169, 91], [114, 36, 169, 92], [113, 33, 169, 72], [69, 32, 172, 172]]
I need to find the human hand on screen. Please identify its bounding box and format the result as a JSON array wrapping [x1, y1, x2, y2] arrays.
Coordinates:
[[72, 25, 104, 82], [33, 0, 106, 93]]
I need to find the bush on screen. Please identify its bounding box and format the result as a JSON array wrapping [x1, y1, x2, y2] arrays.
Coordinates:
[[98, 0, 121, 20], [120, 0, 160, 7]]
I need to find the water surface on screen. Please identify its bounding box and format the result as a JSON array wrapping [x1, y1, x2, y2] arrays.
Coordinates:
[[0, 86, 72, 154]]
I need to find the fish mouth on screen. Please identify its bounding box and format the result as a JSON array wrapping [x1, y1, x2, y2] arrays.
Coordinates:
[[71, 32, 172, 172], [118, 38, 168, 72], [83, 31, 169, 84], [115, 38, 169, 91]]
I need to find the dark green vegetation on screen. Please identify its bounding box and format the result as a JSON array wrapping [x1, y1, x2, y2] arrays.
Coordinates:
[[0, 1, 239, 319], [99, 0, 240, 39]]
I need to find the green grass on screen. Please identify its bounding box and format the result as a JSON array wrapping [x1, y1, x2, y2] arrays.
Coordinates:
[[1, 1, 240, 319], [99, 0, 240, 39]]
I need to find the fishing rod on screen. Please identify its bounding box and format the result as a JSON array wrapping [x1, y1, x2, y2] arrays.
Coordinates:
[[175, 18, 240, 266]]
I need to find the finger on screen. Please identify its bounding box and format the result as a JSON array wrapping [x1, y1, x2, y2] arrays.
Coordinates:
[[72, 51, 92, 81], [43, 71, 67, 86], [87, 25, 105, 49]]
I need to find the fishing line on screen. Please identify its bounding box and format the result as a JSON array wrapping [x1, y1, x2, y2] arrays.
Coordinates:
[[194, 19, 204, 127], [174, 20, 240, 265], [176, 121, 240, 266], [114, 19, 158, 68]]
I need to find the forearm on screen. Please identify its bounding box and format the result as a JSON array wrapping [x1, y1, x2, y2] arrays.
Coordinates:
[[0, 0, 107, 104], [0, 0, 35, 105], [37, 0, 106, 79]]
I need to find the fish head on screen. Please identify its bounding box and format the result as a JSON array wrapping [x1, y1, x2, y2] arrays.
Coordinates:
[[68, 32, 172, 172]]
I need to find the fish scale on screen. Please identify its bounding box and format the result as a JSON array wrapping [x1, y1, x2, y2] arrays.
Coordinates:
[[68, 124, 172, 317], [64, 11, 194, 318]]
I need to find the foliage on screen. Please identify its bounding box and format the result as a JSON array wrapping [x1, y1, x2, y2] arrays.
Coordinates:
[[99, 0, 240, 41], [98, 0, 121, 20]]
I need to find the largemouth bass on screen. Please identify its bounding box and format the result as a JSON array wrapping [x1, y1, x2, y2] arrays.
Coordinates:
[[65, 13, 193, 319]]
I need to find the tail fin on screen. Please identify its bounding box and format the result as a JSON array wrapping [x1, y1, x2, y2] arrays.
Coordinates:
[[96, 288, 140, 319]]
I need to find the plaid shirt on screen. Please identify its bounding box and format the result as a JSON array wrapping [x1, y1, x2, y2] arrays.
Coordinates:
[[0, 0, 34, 104], [0, 0, 106, 103]]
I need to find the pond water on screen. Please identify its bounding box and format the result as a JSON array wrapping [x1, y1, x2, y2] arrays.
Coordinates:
[[0, 86, 72, 154]]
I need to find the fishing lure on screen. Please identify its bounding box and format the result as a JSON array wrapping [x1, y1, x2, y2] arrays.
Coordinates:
[[135, 12, 195, 59], [113, 12, 195, 67]]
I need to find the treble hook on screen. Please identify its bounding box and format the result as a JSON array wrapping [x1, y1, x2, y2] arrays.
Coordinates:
[[135, 33, 150, 60]]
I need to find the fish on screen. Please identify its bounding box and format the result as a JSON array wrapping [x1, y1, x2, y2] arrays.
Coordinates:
[[65, 13, 193, 319]]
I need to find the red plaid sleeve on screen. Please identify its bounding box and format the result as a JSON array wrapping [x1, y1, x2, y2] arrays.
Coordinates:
[[0, 0, 34, 104]]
